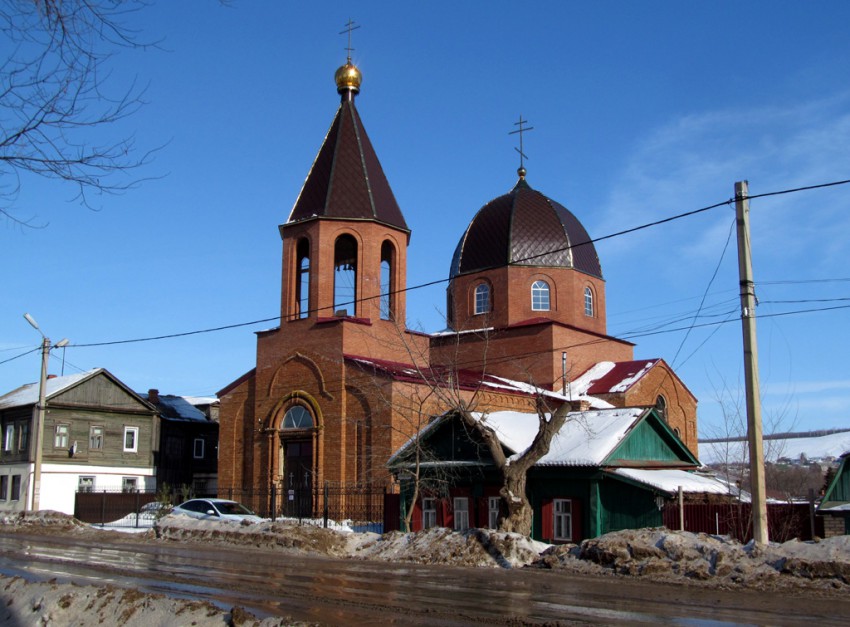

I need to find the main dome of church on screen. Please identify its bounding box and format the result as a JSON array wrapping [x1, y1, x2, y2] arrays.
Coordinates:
[[449, 178, 603, 280]]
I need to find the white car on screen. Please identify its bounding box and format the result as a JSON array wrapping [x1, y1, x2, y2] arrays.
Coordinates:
[[171, 498, 263, 523]]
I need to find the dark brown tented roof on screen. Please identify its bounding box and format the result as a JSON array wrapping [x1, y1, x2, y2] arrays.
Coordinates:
[[286, 99, 408, 232], [450, 179, 602, 279]]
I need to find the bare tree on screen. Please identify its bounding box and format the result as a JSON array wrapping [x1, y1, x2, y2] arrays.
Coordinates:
[[366, 315, 575, 537], [457, 398, 571, 535], [0, 0, 156, 225]]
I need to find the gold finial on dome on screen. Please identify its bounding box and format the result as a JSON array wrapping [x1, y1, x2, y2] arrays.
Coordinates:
[[335, 62, 362, 96], [336, 19, 362, 100]]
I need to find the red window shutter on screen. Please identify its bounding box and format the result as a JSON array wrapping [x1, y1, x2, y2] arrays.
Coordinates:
[[411, 500, 422, 532], [571, 498, 582, 542], [439, 498, 451, 528], [541, 498, 554, 541]]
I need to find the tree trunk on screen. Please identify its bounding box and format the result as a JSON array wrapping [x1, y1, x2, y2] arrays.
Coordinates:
[[498, 467, 533, 535]]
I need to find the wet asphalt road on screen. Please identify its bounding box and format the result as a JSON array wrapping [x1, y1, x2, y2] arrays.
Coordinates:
[[0, 532, 848, 625]]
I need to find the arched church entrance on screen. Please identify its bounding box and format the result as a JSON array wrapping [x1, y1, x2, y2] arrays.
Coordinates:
[[278, 404, 316, 517]]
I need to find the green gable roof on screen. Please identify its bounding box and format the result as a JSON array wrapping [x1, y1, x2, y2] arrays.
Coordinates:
[[604, 409, 699, 468]]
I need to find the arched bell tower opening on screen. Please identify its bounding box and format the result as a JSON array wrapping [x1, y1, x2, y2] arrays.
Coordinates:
[[334, 234, 358, 316]]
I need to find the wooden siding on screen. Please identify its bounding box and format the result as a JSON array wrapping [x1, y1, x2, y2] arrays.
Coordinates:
[[0, 408, 34, 464], [43, 407, 155, 467], [53, 372, 150, 413], [606, 414, 693, 465], [598, 476, 661, 533], [825, 457, 849, 503]]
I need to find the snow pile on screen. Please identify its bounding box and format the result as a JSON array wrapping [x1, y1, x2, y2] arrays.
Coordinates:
[[155, 514, 350, 556], [0, 510, 86, 530], [762, 535, 850, 582], [347, 527, 548, 568], [0, 575, 291, 627], [576, 528, 850, 588]]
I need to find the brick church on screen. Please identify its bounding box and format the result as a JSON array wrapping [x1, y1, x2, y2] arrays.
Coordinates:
[[217, 57, 698, 499]]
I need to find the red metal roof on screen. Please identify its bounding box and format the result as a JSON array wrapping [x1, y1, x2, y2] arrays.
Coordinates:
[[344, 354, 537, 397], [583, 359, 659, 395]]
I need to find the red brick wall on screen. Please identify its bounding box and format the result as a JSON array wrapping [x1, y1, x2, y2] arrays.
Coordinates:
[[448, 265, 607, 336]]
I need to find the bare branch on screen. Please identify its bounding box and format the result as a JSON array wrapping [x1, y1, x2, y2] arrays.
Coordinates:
[[0, 0, 160, 224]]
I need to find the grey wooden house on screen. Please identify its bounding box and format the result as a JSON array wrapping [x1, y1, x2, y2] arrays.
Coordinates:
[[0, 369, 157, 515]]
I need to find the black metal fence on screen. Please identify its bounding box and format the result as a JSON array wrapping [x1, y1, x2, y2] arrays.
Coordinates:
[[221, 482, 391, 533], [76, 482, 395, 533]]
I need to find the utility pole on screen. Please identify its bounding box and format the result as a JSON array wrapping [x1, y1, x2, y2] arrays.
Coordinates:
[[24, 313, 68, 512], [31, 337, 50, 511], [734, 181, 769, 546]]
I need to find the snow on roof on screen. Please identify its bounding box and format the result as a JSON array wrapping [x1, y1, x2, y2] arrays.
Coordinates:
[[429, 326, 494, 337], [475, 407, 646, 466], [820, 502, 850, 512], [612, 468, 736, 496], [565, 361, 615, 396], [699, 430, 850, 465], [139, 393, 208, 422], [182, 396, 219, 407], [0, 369, 100, 410], [569, 360, 658, 396]]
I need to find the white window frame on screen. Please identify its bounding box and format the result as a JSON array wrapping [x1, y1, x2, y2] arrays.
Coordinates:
[[453, 497, 470, 532], [122, 476, 138, 493], [4, 425, 14, 452], [90, 425, 104, 450], [193, 438, 205, 459], [584, 286, 594, 317], [488, 496, 500, 529], [78, 476, 95, 493], [422, 497, 437, 529], [54, 424, 70, 448], [553, 498, 573, 541], [474, 283, 490, 315], [123, 426, 139, 453], [531, 280, 550, 311]]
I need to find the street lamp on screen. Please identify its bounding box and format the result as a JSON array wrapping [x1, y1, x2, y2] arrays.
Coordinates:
[[23, 313, 69, 512]]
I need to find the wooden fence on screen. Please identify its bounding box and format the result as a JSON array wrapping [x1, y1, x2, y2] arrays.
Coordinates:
[[662, 501, 824, 542]]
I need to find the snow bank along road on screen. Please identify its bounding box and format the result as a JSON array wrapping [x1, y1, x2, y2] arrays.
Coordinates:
[[1, 531, 848, 626]]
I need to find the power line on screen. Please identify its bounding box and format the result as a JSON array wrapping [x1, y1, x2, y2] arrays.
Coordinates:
[[672, 215, 736, 368], [31, 177, 850, 350], [0, 347, 40, 366]]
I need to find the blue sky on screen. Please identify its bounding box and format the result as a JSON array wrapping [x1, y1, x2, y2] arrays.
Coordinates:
[[2, 1, 849, 437]]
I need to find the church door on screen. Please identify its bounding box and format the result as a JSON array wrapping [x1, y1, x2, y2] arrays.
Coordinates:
[[283, 439, 313, 517]]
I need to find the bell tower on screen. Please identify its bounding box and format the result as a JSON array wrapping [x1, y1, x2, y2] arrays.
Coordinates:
[[279, 57, 410, 328]]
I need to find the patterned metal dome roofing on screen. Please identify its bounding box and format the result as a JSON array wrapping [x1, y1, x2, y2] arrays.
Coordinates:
[[450, 179, 602, 279]]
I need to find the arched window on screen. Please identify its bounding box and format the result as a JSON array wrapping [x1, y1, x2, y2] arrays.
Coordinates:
[[380, 241, 394, 320], [295, 238, 310, 319], [282, 405, 313, 429], [655, 395, 667, 423], [334, 234, 358, 316], [474, 283, 490, 315], [446, 288, 454, 326], [531, 280, 550, 311], [584, 286, 594, 317]]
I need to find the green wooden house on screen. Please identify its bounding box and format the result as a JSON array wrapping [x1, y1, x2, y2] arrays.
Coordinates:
[[818, 452, 850, 535], [388, 406, 731, 542]]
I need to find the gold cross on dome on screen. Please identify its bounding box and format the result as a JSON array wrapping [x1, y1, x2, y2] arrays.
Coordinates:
[[509, 115, 534, 171], [339, 18, 361, 63]]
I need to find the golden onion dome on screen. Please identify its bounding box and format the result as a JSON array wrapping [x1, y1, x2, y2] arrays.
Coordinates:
[[335, 62, 362, 95]]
